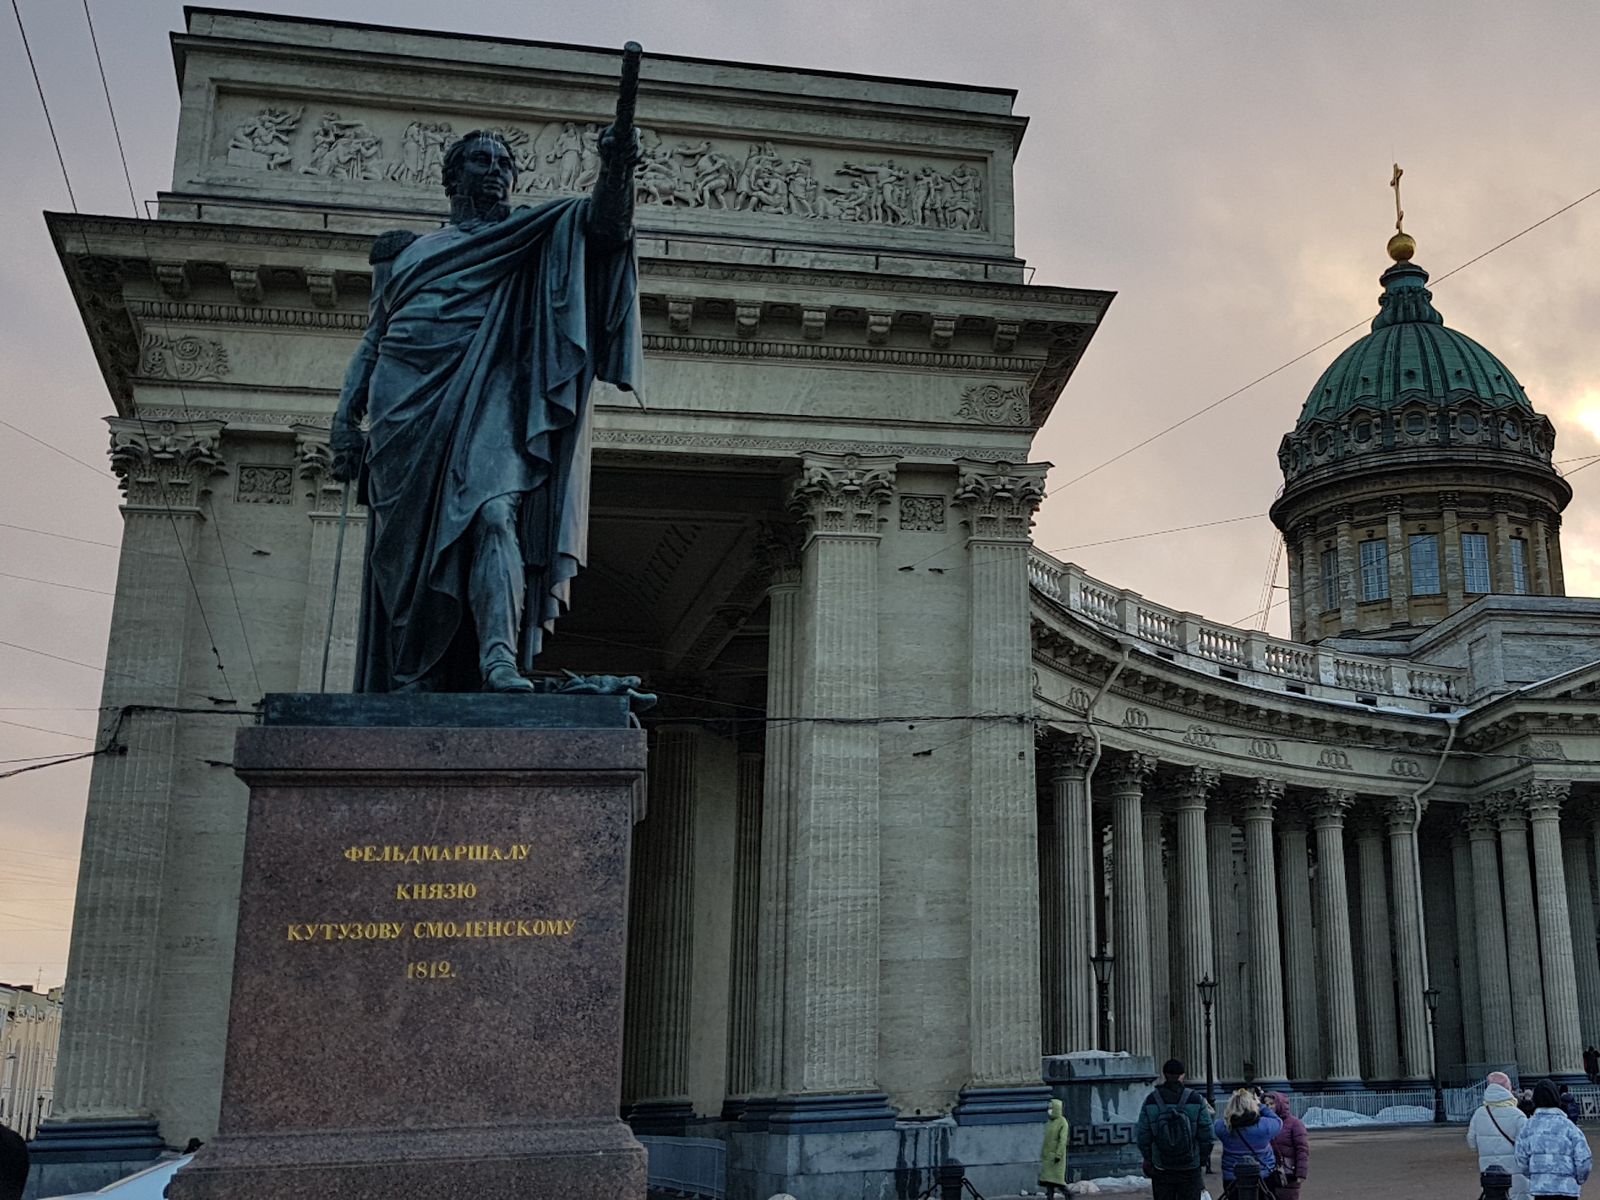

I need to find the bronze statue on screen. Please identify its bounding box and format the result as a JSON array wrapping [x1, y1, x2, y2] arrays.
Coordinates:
[[331, 45, 644, 694]]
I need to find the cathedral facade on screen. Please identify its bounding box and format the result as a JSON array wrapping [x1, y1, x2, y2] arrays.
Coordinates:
[[32, 9, 1600, 1198]]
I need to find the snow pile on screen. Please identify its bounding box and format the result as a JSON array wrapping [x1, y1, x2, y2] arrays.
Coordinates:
[[1374, 1104, 1435, 1124], [1068, 1176, 1153, 1195], [1301, 1104, 1434, 1128]]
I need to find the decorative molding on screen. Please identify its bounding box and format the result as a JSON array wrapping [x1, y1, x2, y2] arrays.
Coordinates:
[[1247, 737, 1282, 762], [1388, 756, 1425, 779], [1165, 765, 1219, 808], [106, 417, 226, 508], [1101, 751, 1158, 789], [953, 458, 1047, 541], [138, 332, 230, 382], [1316, 747, 1353, 771], [955, 383, 1029, 427], [897, 494, 946, 532], [305, 269, 338, 308], [1232, 777, 1286, 818], [1122, 706, 1149, 729], [294, 425, 344, 512], [788, 452, 896, 537], [129, 300, 367, 331], [143, 407, 330, 429], [1181, 724, 1218, 749], [1522, 779, 1571, 819], [1041, 734, 1096, 777], [1064, 686, 1092, 714], [228, 265, 263, 304], [235, 464, 293, 505], [641, 333, 1040, 374], [591, 428, 1019, 464]]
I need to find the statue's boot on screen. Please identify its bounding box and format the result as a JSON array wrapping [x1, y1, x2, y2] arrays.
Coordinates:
[[471, 496, 534, 694]]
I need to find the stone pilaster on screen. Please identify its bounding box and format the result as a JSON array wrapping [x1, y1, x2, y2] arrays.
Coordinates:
[[1384, 496, 1410, 624], [1308, 790, 1362, 1084], [1466, 799, 1517, 1064], [1169, 767, 1218, 1070], [1440, 492, 1466, 609], [1145, 804, 1172, 1063], [1042, 737, 1097, 1053], [292, 426, 366, 691], [1562, 827, 1600, 1048], [1275, 803, 1322, 1081], [723, 750, 764, 1114], [1449, 827, 1485, 1064], [1495, 791, 1551, 1074], [1206, 797, 1241, 1079], [1105, 752, 1158, 1057], [48, 419, 225, 1146], [623, 726, 699, 1130], [750, 525, 800, 1111], [777, 454, 895, 1125], [954, 461, 1048, 1111], [1383, 797, 1432, 1082], [1333, 505, 1357, 630], [1235, 778, 1288, 1084], [1353, 808, 1400, 1081], [1525, 782, 1584, 1076]]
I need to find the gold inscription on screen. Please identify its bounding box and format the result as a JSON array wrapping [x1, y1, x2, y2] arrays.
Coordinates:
[[285, 921, 406, 943], [342, 843, 531, 864], [286, 918, 575, 943], [395, 882, 479, 901], [406, 960, 455, 981]]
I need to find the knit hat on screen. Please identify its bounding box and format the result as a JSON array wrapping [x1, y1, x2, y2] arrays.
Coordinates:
[[1163, 1059, 1186, 1078], [1487, 1071, 1512, 1089], [1533, 1079, 1562, 1109]]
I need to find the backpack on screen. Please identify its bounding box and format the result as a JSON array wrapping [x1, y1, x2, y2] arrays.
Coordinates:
[[1149, 1088, 1200, 1171]]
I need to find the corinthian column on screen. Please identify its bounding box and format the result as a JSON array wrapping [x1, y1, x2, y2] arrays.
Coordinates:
[[624, 726, 699, 1131], [1525, 781, 1584, 1076], [44, 419, 226, 1161], [1466, 799, 1517, 1064], [1383, 797, 1431, 1082], [954, 461, 1049, 1115], [1207, 798, 1241, 1080], [1169, 767, 1219, 1068], [1309, 790, 1362, 1084], [1562, 826, 1600, 1048], [1496, 792, 1551, 1074], [1042, 737, 1097, 1052], [1450, 826, 1485, 1064], [1276, 802, 1322, 1081], [1236, 779, 1288, 1085], [776, 453, 896, 1128], [1353, 808, 1400, 1081], [1105, 753, 1159, 1056], [724, 750, 764, 1117], [1145, 804, 1172, 1062]]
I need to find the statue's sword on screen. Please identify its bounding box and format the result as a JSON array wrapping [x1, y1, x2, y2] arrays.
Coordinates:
[[319, 479, 351, 692]]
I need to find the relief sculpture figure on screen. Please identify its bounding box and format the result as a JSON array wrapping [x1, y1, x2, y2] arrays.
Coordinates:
[[331, 47, 644, 694]]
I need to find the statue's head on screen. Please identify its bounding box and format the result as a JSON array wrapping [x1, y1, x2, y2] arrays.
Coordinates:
[[442, 131, 517, 207]]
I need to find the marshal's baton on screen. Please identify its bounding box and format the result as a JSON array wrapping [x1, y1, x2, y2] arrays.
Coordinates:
[[613, 41, 643, 136], [319, 480, 352, 693]]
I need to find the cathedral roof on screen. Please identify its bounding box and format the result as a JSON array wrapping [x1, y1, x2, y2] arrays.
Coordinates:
[[1295, 256, 1533, 430]]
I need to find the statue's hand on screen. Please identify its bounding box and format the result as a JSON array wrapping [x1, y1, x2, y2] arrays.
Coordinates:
[[330, 428, 365, 483], [598, 126, 642, 172]]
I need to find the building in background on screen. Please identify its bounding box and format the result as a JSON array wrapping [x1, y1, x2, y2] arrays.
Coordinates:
[[27, 9, 1600, 1200], [1, 984, 61, 1139]]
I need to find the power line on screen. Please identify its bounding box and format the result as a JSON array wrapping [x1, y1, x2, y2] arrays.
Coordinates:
[[0, 418, 115, 480], [1044, 512, 1267, 554], [0, 570, 113, 597], [81, 0, 137, 215], [9, 0, 76, 212]]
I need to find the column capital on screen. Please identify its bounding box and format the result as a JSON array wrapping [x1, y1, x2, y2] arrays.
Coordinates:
[[788, 452, 896, 537], [756, 520, 804, 587], [1229, 777, 1285, 820], [952, 459, 1048, 542], [1163, 765, 1220, 811], [1307, 788, 1356, 829], [1465, 797, 1503, 840], [1522, 779, 1572, 820], [1100, 751, 1158, 791], [107, 416, 226, 509], [1383, 794, 1425, 833], [1492, 788, 1530, 831], [1040, 734, 1096, 780], [292, 424, 346, 513]]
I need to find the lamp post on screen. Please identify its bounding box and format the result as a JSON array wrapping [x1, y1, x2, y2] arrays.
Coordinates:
[[1091, 948, 1115, 1052], [1197, 975, 1219, 1105], [1423, 985, 1444, 1123]]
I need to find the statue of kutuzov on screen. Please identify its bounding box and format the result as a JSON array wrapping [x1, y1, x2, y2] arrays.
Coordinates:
[[331, 55, 644, 695]]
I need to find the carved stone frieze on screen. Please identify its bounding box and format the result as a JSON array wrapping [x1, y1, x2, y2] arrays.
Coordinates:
[[138, 332, 230, 382], [955, 383, 1029, 427], [1248, 737, 1282, 762], [788, 453, 896, 537], [898, 495, 946, 532], [106, 417, 226, 508], [953, 459, 1047, 541], [235, 465, 293, 505]]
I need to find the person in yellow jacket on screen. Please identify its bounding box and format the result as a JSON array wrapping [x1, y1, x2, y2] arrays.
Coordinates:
[[1040, 1097, 1070, 1197]]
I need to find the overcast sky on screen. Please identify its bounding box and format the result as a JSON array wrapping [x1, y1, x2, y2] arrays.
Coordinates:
[[2, 0, 1598, 988]]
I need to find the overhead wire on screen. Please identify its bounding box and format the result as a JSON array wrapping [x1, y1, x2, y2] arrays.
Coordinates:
[[10, 0, 76, 212]]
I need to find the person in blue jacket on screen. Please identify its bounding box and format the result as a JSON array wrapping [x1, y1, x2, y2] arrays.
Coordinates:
[[1515, 1079, 1592, 1198], [1214, 1088, 1282, 1190]]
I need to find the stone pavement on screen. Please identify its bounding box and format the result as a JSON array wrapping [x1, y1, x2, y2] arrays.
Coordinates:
[[995, 1123, 1600, 1200]]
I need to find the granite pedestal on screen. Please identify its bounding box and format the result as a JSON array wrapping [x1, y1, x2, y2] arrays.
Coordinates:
[[167, 693, 648, 1200], [1042, 1053, 1157, 1182]]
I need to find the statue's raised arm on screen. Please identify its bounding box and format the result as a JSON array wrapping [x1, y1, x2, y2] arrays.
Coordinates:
[[588, 41, 643, 247]]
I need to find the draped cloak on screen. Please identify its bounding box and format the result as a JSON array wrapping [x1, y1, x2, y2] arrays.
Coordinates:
[[347, 197, 641, 691]]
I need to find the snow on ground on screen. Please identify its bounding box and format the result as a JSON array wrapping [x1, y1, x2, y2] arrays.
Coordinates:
[[1301, 1104, 1435, 1128]]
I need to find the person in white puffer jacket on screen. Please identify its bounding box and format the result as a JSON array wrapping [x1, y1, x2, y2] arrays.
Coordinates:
[[1470, 1073, 1531, 1198]]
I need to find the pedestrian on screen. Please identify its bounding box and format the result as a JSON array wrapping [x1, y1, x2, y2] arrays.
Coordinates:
[[1522, 1089, 1539, 1117], [1584, 1046, 1599, 1085], [1039, 1096, 1069, 1199], [1214, 1087, 1282, 1195], [1136, 1059, 1215, 1200], [1266, 1092, 1309, 1200], [1559, 1086, 1583, 1123], [0, 1122, 27, 1200], [1470, 1072, 1531, 1199], [1515, 1079, 1592, 1199]]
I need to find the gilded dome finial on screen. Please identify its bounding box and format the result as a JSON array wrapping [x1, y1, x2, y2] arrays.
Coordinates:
[[1387, 162, 1416, 262]]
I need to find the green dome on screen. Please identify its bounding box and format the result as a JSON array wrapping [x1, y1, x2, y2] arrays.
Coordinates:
[[1296, 259, 1532, 429]]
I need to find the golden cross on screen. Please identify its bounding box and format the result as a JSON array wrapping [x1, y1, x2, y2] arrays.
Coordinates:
[[1390, 162, 1405, 233]]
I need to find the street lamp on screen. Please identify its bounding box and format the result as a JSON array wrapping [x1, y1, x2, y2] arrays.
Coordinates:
[[1423, 986, 1444, 1123], [1197, 975, 1219, 1105], [1091, 948, 1115, 1052]]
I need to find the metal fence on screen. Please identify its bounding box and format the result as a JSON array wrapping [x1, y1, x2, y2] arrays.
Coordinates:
[[639, 1135, 727, 1200]]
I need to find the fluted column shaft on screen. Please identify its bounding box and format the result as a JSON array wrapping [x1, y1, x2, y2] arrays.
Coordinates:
[[1354, 814, 1400, 1081], [1384, 798, 1432, 1082], [1171, 769, 1218, 1067], [1145, 806, 1172, 1061], [1450, 828, 1485, 1064], [725, 751, 764, 1102], [1497, 795, 1551, 1074], [1276, 808, 1321, 1081], [1238, 780, 1288, 1082], [1207, 803, 1241, 1079], [624, 727, 699, 1107], [1467, 800, 1517, 1063], [1310, 791, 1362, 1083], [1107, 754, 1158, 1056], [1044, 739, 1097, 1052], [1562, 830, 1600, 1048], [957, 460, 1048, 1087], [784, 454, 894, 1094], [1526, 782, 1584, 1075], [751, 547, 800, 1098]]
